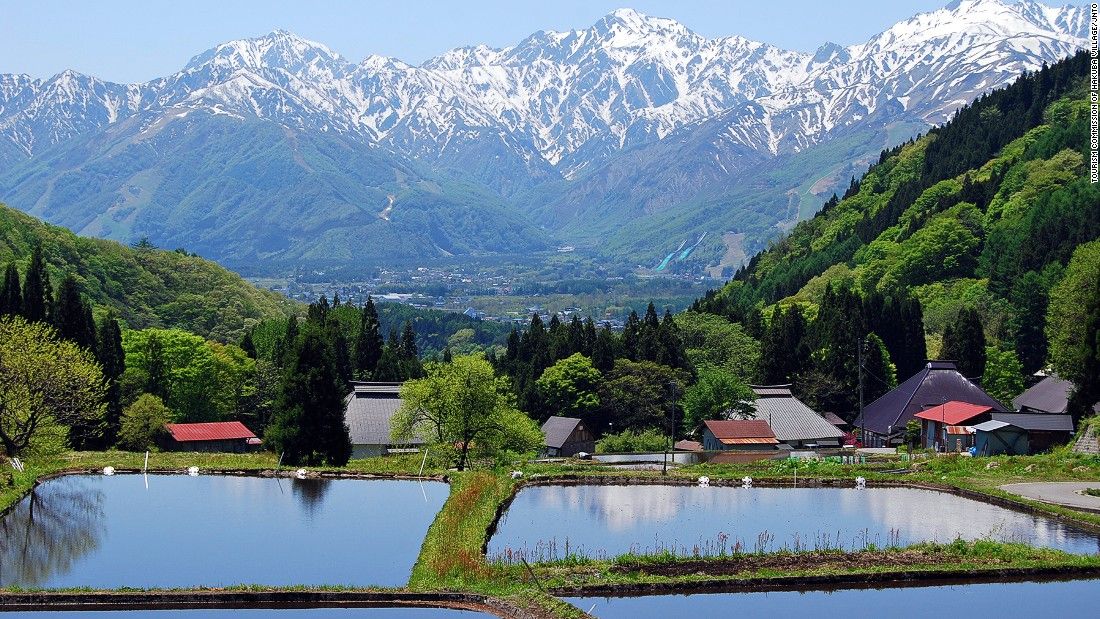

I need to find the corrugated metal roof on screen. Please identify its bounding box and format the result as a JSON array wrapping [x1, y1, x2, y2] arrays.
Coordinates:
[[913, 401, 992, 425], [674, 439, 703, 452], [166, 421, 256, 442], [351, 382, 402, 397], [542, 416, 584, 449], [345, 392, 421, 446], [945, 425, 974, 435], [856, 361, 1007, 435], [749, 394, 845, 443], [704, 419, 775, 440], [719, 436, 780, 445], [990, 412, 1074, 432], [750, 385, 794, 397], [972, 420, 1014, 432]]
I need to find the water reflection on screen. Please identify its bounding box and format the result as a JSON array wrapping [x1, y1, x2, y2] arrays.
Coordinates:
[[0, 475, 449, 589], [567, 579, 1100, 618], [291, 478, 332, 516], [0, 477, 105, 587], [490, 485, 1100, 560]]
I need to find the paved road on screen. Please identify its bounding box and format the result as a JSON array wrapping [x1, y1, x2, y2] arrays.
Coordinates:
[[1001, 482, 1100, 513]]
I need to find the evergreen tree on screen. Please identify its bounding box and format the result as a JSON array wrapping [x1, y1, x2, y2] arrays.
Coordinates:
[[0, 263, 21, 316], [401, 320, 419, 358], [622, 311, 641, 360], [96, 314, 126, 447], [22, 245, 51, 323], [265, 327, 352, 466], [144, 333, 170, 402], [53, 275, 97, 352], [637, 303, 662, 362], [1009, 270, 1051, 374], [592, 325, 617, 373], [374, 328, 405, 381], [940, 307, 987, 378], [354, 297, 384, 378], [862, 334, 898, 404], [656, 309, 689, 371], [442, 345, 453, 363], [239, 328, 257, 359]]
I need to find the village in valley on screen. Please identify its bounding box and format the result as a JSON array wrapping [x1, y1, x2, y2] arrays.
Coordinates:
[[1, 1, 1100, 618]]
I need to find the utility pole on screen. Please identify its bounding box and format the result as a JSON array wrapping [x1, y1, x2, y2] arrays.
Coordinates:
[[858, 336, 866, 447]]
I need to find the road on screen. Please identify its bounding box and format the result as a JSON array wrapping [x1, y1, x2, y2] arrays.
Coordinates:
[[1000, 482, 1100, 514]]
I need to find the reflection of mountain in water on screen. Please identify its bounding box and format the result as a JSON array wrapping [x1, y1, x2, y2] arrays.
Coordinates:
[[0, 476, 105, 587], [290, 478, 332, 516]]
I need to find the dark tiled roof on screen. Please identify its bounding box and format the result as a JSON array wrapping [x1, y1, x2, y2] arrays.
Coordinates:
[[542, 416, 583, 449], [345, 391, 420, 446], [749, 388, 845, 443], [1012, 375, 1079, 414], [166, 421, 256, 442], [822, 412, 848, 427], [856, 361, 1007, 436], [990, 412, 1074, 432]]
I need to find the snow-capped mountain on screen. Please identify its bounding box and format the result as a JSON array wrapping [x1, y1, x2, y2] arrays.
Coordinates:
[[0, 0, 1089, 270]]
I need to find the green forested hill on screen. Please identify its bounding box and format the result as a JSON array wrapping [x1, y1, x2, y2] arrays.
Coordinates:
[[694, 51, 1097, 412], [0, 203, 293, 341]]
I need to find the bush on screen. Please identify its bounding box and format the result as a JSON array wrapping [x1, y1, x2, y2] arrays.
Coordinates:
[[596, 428, 669, 453], [118, 394, 174, 451]]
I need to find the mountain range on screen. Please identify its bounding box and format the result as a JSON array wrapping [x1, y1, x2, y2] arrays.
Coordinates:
[[0, 0, 1088, 273]]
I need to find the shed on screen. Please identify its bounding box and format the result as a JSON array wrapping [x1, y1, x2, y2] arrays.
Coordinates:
[[345, 382, 422, 458], [990, 412, 1074, 453], [749, 385, 845, 448], [163, 421, 257, 453], [702, 419, 778, 451], [973, 420, 1029, 456], [674, 439, 703, 452], [913, 401, 992, 450], [541, 416, 595, 457], [854, 361, 1007, 447]]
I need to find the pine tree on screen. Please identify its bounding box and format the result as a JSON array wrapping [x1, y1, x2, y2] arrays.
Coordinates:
[[97, 314, 126, 447], [144, 333, 170, 402], [53, 275, 97, 352], [266, 327, 352, 466], [400, 320, 424, 379], [622, 311, 641, 360], [240, 328, 257, 359], [592, 325, 616, 373], [941, 307, 987, 378], [656, 309, 689, 370], [21, 245, 51, 323], [0, 263, 21, 316], [442, 345, 453, 363], [354, 297, 384, 379], [637, 303, 661, 362]]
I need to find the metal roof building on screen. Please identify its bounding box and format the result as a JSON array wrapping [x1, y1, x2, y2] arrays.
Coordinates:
[[1013, 373, 1100, 415], [163, 421, 258, 453], [748, 385, 845, 448], [702, 419, 779, 451], [345, 382, 422, 458], [855, 361, 1007, 446], [541, 416, 594, 457]]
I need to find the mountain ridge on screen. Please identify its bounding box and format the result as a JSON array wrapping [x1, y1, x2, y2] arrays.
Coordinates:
[[0, 0, 1088, 271]]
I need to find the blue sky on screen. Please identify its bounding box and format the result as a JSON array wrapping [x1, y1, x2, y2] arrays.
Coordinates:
[[0, 0, 1083, 83]]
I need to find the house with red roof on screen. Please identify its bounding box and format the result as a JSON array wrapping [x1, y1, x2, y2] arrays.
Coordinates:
[[163, 421, 260, 453], [914, 401, 993, 451], [702, 419, 779, 452]]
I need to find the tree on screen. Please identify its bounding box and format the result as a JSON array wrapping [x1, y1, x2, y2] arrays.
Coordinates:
[[21, 245, 51, 323], [596, 359, 689, 435], [118, 394, 173, 451], [536, 353, 602, 421], [676, 311, 760, 382], [0, 316, 106, 457], [392, 356, 542, 471], [96, 314, 125, 448], [1047, 241, 1100, 420], [52, 275, 97, 353], [941, 307, 987, 378], [681, 366, 756, 432], [982, 345, 1025, 406], [0, 263, 21, 316], [265, 328, 352, 466], [862, 334, 898, 404], [354, 297, 384, 378]]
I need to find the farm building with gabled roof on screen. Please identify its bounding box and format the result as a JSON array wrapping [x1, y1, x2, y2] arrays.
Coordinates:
[[748, 385, 845, 448], [854, 361, 1007, 447], [163, 421, 258, 453], [702, 419, 778, 451], [541, 416, 595, 457], [345, 382, 422, 458]]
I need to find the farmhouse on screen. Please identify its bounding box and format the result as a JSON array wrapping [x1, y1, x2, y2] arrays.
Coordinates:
[[344, 382, 422, 458], [914, 401, 994, 451], [702, 419, 778, 451], [163, 421, 259, 453], [1013, 373, 1100, 415], [541, 416, 595, 457], [855, 361, 1007, 447], [749, 385, 845, 448]]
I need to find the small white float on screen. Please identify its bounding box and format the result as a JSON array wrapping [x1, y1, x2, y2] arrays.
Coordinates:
[[102, 466, 115, 476], [187, 466, 200, 476]]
